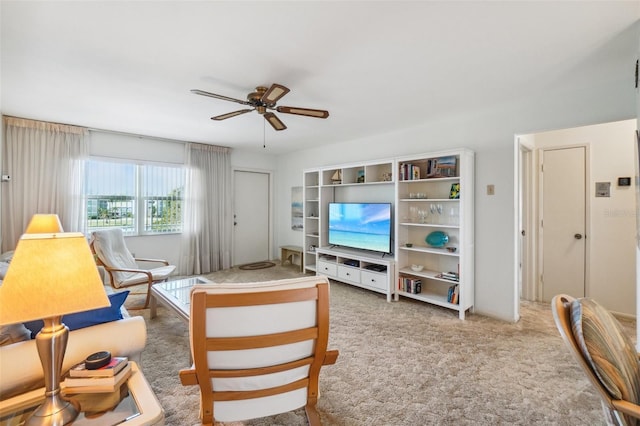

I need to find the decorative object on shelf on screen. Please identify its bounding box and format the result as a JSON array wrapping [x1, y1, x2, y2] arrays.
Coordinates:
[[381, 172, 392, 181], [405, 243, 413, 247], [446, 247, 457, 253], [331, 169, 342, 184], [357, 170, 365, 183], [449, 183, 460, 199], [0, 218, 110, 426], [410, 264, 424, 272], [425, 231, 449, 247], [427, 156, 457, 178]]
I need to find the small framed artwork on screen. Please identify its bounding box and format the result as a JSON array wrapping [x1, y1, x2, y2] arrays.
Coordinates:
[[291, 186, 303, 230], [449, 183, 460, 199]]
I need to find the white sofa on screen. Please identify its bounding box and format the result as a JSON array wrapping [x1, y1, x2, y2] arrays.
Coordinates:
[[0, 315, 146, 400]]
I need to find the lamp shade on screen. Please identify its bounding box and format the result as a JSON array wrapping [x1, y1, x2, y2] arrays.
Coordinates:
[[25, 214, 64, 233], [0, 233, 110, 325]]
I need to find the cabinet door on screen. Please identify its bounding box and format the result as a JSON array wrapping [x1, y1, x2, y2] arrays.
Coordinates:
[[337, 265, 360, 283], [317, 261, 337, 276], [361, 270, 387, 291]]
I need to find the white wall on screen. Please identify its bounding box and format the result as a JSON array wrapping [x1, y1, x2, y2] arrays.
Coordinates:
[[275, 82, 636, 322], [528, 120, 637, 315]]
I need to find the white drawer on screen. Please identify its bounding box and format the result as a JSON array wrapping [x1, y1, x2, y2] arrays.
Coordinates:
[[361, 270, 387, 292], [317, 261, 337, 276], [337, 265, 360, 283]]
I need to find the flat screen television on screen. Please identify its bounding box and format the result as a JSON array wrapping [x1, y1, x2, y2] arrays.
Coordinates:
[[328, 202, 392, 254]]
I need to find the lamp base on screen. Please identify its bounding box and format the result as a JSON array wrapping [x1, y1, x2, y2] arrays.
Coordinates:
[[26, 393, 79, 426]]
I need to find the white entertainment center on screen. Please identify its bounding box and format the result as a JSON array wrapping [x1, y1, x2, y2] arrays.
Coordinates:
[[302, 148, 474, 319], [316, 246, 395, 302]]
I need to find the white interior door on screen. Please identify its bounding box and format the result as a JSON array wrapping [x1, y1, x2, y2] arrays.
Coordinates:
[[233, 170, 270, 266], [541, 146, 586, 301]]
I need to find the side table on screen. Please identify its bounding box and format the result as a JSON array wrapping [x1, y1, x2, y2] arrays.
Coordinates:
[[0, 362, 164, 425], [280, 245, 304, 272]]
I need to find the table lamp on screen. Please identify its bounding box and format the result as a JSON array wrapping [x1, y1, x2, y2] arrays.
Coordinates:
[[0, 231, 110, 425], [25, 214, 64, 233]]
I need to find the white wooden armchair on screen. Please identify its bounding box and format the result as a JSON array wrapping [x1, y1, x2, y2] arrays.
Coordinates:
[[552, 294, 640, 425], [90, 228, 176, 309], [179, 276, 339, 425]]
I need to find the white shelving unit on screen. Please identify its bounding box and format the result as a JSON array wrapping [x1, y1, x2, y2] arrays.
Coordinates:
[[303, 169, 321, 272], [395, 149, 474, 319], [301, 150, 474, 318], [302, 160, 394, 289]]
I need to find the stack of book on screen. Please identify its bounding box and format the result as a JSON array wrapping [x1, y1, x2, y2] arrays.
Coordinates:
[[399, 276, 422, 294], [62, 356, 131, 395], [399, 163, 421, 181], [436, 271, 459, 282]]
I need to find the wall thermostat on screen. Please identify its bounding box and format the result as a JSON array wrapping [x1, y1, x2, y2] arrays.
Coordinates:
[[618, 177, 631, 186], [1, 175, 10, 182]]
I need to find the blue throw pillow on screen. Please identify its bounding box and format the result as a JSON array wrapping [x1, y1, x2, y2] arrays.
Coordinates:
[[23, 291, 129, 338]]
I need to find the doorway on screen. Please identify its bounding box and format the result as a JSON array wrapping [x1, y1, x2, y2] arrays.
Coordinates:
[[233, 169, 271, 266]]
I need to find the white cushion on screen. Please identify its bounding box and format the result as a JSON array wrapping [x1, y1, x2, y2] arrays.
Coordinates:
[[118, 265, 176, 286]]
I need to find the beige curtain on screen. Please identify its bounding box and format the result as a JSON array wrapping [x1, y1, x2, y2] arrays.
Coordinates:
[[1, 116, 88, 251], [179, 142, 232, 275]]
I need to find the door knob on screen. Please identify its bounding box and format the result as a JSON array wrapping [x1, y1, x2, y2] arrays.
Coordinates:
[[574, 233, 583, 240]]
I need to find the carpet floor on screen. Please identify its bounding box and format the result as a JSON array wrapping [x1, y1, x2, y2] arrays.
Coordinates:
[[124, 265, 635, 425]]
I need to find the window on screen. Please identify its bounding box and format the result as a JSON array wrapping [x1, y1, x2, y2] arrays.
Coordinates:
[[85, 159, 184, 235]]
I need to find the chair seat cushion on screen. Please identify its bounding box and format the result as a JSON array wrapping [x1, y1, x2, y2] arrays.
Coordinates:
[[571, 298, 640, 404], [118, 265, 176, 286]]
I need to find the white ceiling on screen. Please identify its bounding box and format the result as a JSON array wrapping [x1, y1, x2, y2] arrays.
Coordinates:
[[1, 1, 638, 154]]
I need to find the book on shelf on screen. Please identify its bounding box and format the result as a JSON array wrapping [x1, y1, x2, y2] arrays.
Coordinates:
[[399, 163, 422, 181], [447, 284, 459, 304], [398, 276, 422, 294], [62, 362, 132, 394], [436, 271, 459, 282], [69, 356, 128, 378]]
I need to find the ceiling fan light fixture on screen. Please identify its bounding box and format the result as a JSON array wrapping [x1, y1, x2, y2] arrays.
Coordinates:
[[277, 106, 329, 118], [264, 112, 287, 131]]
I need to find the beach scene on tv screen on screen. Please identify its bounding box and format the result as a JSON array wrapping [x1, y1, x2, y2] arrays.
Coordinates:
[[329, 203, 391, 253]]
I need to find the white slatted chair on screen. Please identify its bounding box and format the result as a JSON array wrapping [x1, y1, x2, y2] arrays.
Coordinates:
[[179, 276, 339, 425], [90, 228, 175, 309]]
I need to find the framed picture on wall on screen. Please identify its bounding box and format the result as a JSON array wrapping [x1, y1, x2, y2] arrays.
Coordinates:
[[291, 186, 303, 230]]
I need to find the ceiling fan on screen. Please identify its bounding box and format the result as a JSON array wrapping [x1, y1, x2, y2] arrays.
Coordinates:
[[191, 83, 329, 131]]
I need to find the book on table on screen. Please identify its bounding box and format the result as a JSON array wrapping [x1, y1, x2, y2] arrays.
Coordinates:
[[62, 362, 132, 394], [68, 356, 128, 378]]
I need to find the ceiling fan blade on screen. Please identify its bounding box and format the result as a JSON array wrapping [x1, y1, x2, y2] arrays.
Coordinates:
[[261, 84, 290, 105], [211, 109, 254, 121], [264, 112, 287, 131], [276, 106, 329, 119], [191, 89, 251, 106]]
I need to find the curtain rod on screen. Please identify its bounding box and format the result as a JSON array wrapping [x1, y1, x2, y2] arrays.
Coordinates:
[[89, 127, 230, 151], [88, 127, 192, 145], [2, 114, 227, 149]]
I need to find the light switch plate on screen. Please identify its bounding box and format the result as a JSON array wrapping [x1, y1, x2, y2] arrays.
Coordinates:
[[487, 184, 495, 195]]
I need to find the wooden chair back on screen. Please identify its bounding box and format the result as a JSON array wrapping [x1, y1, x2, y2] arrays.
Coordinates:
[[179, 276, 338, 425]]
